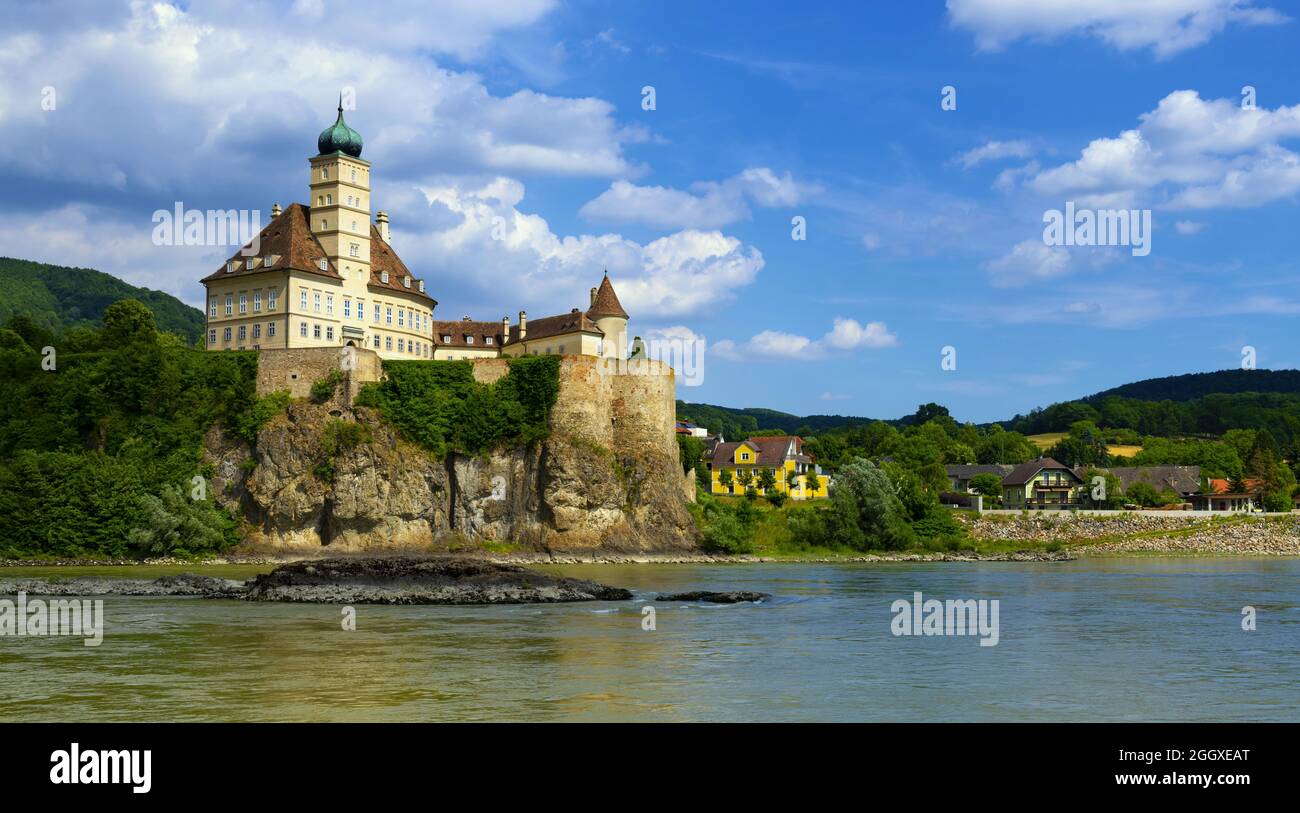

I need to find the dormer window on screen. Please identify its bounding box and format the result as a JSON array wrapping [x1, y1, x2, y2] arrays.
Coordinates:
[[403, 276, 411, 288], [485, 336, 494, 345], [226, 260, 236, 273], [442, 334, 452, 343], [418, 280, 425, 293], [245, 258, 256, 270], [466, 336, 474, 344], [317, 258, 328, 272], [380, 271, 389, 283]]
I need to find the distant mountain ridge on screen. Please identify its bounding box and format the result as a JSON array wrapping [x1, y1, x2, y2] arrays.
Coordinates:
[[0, 257, 204, 342], [1080, 369, 1300, 403], [679, 368, 1300, 436]]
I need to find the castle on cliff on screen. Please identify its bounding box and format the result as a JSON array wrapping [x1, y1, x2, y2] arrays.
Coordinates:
[[201, 102, 632, 362]]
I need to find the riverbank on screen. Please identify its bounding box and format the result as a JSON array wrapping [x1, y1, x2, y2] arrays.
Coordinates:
[[1, 513, 1295, 568]]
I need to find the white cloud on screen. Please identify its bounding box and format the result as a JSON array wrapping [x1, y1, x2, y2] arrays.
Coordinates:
[[820, 391, 852, 401], [579, 168, 817, 228], [982, 239, 1073, 287], [402, 177, 764, 318], [1025, 90, 1300, 210], [953, 139, 1035, 169], [1175, 220, 1206, 234], [947, 0, 1289, 58], [713, 318, 897, 361]]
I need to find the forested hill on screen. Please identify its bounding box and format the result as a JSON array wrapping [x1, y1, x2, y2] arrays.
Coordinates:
[[0, 257, 204, 343], [1080, 369, 1300, 403]]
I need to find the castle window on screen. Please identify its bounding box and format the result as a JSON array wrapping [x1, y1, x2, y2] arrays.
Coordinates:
[[326, 294, 334, 316], [209, 298, 217, 318], [317, 196, 324, 205], [238, 325, 246, 340], [465, 336, 473, 344], [223, 327, 231, 342], [253, 291, 262, 312], [208, 329, 216, 344], [322, 219, 328, 229], [351, 220, 357, 232], [373, 303, 380, 323], [349, 243, 359, 258], [380, 271, 389, 283], [397, 310, 404, 327], [318, 258, 328, 272], [322, 167, 329, 180], [268, 289, 278, 310], [300, 322, 307, 337], [314, 293, 321, 313], [300, 289, 308, 309], [313, 323, 321, 339], [227, 260, 237, 273], [343, 298, 351, 318], [357, 298, 365, 321], [403, 276, 411, 288], [326, 194, 332, 205], [398, 338, 405, 352], [372, 335, 380, 349], [252, 324, 261, 339], [386, 307, 392, 324], [558, 344, 565, 354], [239, 294, 247, 314], [268, 323, 276, 337], [326, 326, 334, 341], [485, 336, 493, 345], [385, 335, 392, 351], [347, 196, 352, 206], [442, 335, 451, 343], [351, 169, 356, 182], [225, 295, 233, 316]]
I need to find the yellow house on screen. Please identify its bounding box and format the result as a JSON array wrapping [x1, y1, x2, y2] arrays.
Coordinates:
[[703, 436, 828, 500]]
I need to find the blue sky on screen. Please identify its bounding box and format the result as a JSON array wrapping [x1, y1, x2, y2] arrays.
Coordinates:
[[2, 0, 1299, 422]]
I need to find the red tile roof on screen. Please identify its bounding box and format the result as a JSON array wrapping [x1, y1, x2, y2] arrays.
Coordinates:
[[586, 274, 628, 319], [201, 203, 341, 283]]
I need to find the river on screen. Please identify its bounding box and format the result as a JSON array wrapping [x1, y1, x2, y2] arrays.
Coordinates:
[[1, 558, 1296, 721]]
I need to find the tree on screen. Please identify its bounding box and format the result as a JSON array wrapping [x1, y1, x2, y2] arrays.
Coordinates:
[[968, 473, 1002, 499], [676, 434, 704, 474], [908, 403, 950, 426], [757, 467, 777, 494], [1125, 481, 1159, 507], [718, 468, 734, 493], [804, 471, 822, 495], [101, 299, 158, 347]]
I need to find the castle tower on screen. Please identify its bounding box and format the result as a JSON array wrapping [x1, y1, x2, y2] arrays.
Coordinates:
[[310, 98, 372, 306], [587, 271, 629, 359]]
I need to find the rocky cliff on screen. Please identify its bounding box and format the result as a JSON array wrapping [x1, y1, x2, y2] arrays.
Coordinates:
[[203, 354, 700, 555]]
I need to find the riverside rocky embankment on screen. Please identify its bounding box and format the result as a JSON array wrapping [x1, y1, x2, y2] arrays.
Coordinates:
[[968, 513, 1300, 555], [0, 557, 633, 605]]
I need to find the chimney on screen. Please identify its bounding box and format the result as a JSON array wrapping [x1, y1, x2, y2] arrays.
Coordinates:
[[376, 210, 390, 242], [271, 202, 282, 218], [518, 310, 527, 340], [501, 315, 510, 343], [590, 287, 597, 307]]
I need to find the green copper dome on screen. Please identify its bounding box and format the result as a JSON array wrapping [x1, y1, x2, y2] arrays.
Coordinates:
[[317, 100, 363, 158]]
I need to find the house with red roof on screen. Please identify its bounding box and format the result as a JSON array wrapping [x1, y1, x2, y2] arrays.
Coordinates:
[[702, 436, 828, 500]]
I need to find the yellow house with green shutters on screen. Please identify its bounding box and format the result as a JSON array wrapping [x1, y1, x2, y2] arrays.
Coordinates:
[[703, 436, 828, 500]]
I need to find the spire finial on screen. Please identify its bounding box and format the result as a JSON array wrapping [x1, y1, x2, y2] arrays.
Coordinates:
[[337, 92, 344, 115]]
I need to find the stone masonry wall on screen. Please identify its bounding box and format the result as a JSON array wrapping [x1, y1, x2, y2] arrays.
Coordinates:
[[255, 347, 383, 401]]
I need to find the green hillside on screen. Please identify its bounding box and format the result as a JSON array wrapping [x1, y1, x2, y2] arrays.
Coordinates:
[[0, 256, 205, 343], [1081, 369, 1300, 403]]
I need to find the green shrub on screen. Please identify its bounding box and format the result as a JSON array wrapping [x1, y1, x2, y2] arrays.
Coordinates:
[[355, 356, 560, 458]]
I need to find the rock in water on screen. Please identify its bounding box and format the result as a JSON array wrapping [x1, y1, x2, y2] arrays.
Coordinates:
[[241, 556, 634, 605], [655, 590, 770, 603]]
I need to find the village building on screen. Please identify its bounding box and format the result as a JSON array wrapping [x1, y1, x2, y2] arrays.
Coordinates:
[[1000, 457, 1085, 509], [1187, 478, 1262, 512], [703, 436, 828, 500]]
